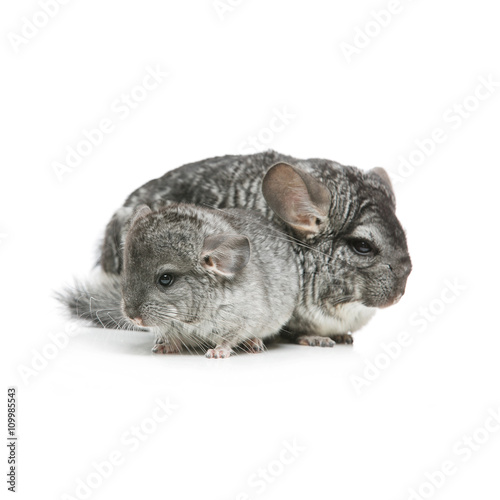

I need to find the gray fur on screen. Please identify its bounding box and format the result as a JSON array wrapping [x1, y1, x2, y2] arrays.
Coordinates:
[[98, 150, 411, 344], [57, 273, 144, 331], [63, 204, 300, 357]]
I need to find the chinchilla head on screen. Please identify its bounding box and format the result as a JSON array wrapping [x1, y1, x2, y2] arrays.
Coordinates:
[[121, 204, 251, 328], [262, 162, 412, 310]]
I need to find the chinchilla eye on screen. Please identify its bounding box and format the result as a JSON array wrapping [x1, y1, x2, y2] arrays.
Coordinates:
[[351, 240, 374, 255], [158, 273, 174, 287]]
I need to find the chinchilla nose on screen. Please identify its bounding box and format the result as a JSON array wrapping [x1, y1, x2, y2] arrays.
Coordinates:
[[123, 303, 142, 321], [389, 257, 412, 281], [393, 290, 405, 304], [400, 256, 412, 279], [391, 280, 407, 305]]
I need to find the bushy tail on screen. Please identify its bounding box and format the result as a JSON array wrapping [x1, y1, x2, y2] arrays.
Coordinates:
[[56, 272, 137, 330]]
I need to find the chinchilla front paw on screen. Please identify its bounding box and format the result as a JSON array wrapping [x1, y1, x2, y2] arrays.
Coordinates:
[[296, 335, 336, 348], [205, 346, 234, 359], [329, 333, 354, 345], [152, 340, 182, 354], [242, 337, 265, 353]]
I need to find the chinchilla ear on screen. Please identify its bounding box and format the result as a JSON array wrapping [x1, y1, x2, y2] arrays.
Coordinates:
[[130, 204, 152, 225], [201, 234, 251, 277], [369, 167, 394, 196], [262, 162, 331, 237]]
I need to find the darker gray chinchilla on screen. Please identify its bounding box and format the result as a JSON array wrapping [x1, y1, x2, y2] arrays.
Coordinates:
[[99, 150, 412, 346]]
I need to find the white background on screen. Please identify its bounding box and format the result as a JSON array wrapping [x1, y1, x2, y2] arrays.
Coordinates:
[[1, 1, 500, 499]]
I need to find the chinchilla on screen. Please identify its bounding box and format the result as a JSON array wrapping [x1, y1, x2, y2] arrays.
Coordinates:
[[60, 203, 300, 358], [97, 150, 411, 346]]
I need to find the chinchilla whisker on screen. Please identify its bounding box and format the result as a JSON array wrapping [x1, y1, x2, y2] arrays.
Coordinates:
[[201, 203, 334, 260], [207, 318, 257, 339], [151, 303, 269, 352], [169, 305, 252, 322], [210, 329, 264, 352], [94, 308, 107, 329], [187, 333, 211, 352], [153, 306, 224, 323], [102, 311, 122, 330], [175, 332, 197, 355], [301, 270, 343, 280], [106, 312, 122, 329], [159, 312, 244, 336], [320, 295, 356, 307], [207, 203, 332, 261], [155, 310, 258, 352]]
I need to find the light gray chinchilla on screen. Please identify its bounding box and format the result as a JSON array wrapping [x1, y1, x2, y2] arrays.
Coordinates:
[[61, 203, 300, 358], [97, 151, 412, 347]]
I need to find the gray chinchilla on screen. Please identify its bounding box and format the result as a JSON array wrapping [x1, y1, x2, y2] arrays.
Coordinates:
[[97, 150, 412, 346], [60, 203, 300, 358]]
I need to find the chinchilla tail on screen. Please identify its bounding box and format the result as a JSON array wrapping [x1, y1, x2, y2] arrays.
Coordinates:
[[56, 272, 135, 330]]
